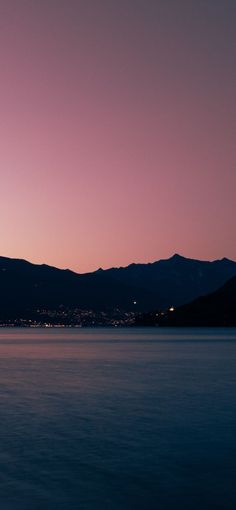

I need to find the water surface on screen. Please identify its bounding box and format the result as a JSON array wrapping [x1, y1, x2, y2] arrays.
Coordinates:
[[0, 327, 235, 509]]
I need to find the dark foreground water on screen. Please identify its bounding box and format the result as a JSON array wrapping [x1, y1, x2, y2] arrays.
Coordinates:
[[0, 328, 236, 510]]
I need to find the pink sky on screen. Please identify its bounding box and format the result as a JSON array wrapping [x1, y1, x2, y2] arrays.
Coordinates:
[[1, 1, 235, 272]]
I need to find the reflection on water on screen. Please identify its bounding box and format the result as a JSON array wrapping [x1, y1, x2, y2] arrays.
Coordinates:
[[0, 327, 236, 509]]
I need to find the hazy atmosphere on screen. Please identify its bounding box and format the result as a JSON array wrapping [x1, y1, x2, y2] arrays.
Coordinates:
[[1, 0, 235, 272]]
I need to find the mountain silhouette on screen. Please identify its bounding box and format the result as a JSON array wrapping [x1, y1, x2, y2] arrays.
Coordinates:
[[96, 254, 236, 307], [0, 254, 236, 320], [160, 275, 236, 326], [0, 256, 156, 319]]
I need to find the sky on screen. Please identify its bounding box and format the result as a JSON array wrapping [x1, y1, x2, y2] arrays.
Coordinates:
[[0, 0, 235, 273]]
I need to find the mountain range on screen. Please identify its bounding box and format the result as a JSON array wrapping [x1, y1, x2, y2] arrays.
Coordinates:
[[0, 254, 236, 321]]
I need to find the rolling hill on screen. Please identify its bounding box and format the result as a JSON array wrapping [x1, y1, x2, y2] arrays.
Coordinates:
[[159, 276, 236, 326]]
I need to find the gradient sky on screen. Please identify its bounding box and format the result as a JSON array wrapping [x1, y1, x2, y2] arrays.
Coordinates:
[[1, 0, 235, 272]]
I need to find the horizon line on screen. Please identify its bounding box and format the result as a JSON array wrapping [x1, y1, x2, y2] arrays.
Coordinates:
[[0, 252, 235, 275]]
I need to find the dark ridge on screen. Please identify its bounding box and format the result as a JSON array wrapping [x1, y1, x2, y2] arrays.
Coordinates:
[[160, 276, 236, 327]]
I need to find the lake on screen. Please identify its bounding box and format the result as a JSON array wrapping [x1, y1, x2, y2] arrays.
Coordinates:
[[0, 327, 236, 509]]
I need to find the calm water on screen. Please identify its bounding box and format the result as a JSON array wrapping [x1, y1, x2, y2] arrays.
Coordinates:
[[0, 328, 236, 510]]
